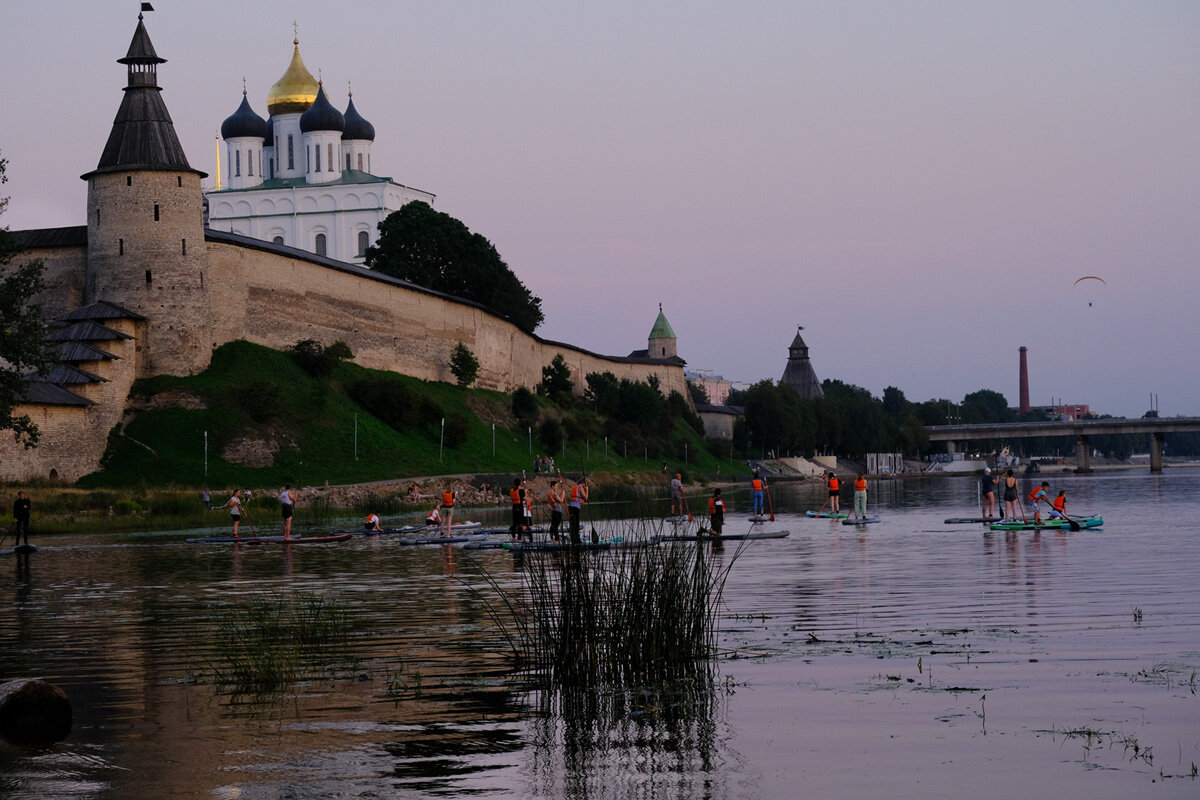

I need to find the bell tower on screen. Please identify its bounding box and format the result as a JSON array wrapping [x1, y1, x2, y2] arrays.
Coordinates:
[[81, 10, 210, 376]]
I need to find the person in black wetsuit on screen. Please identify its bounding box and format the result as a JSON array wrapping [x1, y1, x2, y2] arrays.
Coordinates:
[[12, 491, 31, 546]]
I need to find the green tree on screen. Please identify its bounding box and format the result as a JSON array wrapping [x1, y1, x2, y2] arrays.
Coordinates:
[[288, 339, 354, 377], [960, 389, 1012, 424], [449, 342, 479, 387], [512, 386, 538, 425], [687, 380, 709, 406], [584, 371, 620, 416], [365, 201, 544, 333], [0, 150, 53, 448], [540, 354, 573, 406]]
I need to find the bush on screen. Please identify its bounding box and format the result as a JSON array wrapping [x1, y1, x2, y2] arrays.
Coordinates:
[[512, 386, 538, 424], [237, 379, 284, 423], [114, 499, 141, 515], [538, 417, 564, 452], [288, 339, 353, 377], [350, 378, 418, 430], [449, 342, 480, 387], [443, 412, 471, 448]]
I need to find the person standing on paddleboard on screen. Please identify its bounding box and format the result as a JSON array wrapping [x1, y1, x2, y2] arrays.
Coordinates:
[[12, 491, 32, 547], [509, 478, 525, 537], [1001, 470, 1018, 521], [1027, 481, 1051, 523], [750, 471, 766, 517], [708, 488, 726, 536], [280, 485, 297, 540], [568, 476, 589, 545], [547, 480, 565, 542], [440, 486, 456, 536], [981, 468, 997, 519], [853, 473, 868, 520], [827, 472, 841, 515], [217, 489, 243, 538], [670, 473, 684, 517]]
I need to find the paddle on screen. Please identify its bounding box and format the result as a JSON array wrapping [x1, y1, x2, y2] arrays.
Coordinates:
[[241, 504, 259, 537], [765, 482, 775, 522], [682, 493, 694, 523]]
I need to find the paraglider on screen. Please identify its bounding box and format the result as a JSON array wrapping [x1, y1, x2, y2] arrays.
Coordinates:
[[1073, 275, 1106, 306]]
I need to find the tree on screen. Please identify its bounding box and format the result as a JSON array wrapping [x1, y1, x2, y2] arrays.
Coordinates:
[[540, 354, 573, 406], [0, 150, 53, 448], [288, 339, 354, 377], [365, 201, 544, 333], [449, 342, 479, 387], [687, 380, 709, 406]]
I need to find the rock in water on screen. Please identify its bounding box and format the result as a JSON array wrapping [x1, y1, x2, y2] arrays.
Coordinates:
[[0, 679, 73, 744]]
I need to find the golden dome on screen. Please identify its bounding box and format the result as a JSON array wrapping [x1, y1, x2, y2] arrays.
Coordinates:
[[266, 39, 319, 115]]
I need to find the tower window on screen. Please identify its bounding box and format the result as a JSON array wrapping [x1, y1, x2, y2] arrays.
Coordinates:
[[357, 153, 363, 171], [145, 270, 152, 284], [154, 204, 160, 221], [307, 145, 311, 173], [272, 236, 285, 245], [287, 134, 294, 170], [314, 233, 327, 256], [269, 157, 275, 179], [177, 176, 182, 187], [235, 150, 241, 177], [346, 153, 351, 171], [126, 176, 132, 186], [96, 207, 100, 226], [357, 231, 369, 256], [314, 145, 321, 172], [119, 238, 124, 255], [181, 239, 187, 255], [328, 143, 334, 171]]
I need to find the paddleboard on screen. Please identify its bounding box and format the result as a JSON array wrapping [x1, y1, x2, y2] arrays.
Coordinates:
[[508, 539, 621, 552], [1, 543, 38, 555], [186, 534, 351, 544], [806, 511, 848, 519], [398, 533, 488, 545], [841, 516, 881, 525], [655, 530, 790, 542], [944, 517, 1002, 524], [462, 540, 513, 550], [989, 516, 1102, 531], [748, 515, 768, 522]]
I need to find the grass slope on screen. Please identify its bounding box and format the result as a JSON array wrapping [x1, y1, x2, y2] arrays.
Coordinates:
[[79, 340, 724, 488]]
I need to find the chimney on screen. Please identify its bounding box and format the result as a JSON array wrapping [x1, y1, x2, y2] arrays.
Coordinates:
[[1019, 346, 1030, 413]]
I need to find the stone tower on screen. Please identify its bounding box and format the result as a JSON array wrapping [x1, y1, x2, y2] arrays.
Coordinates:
[[647, 304, 677, 359], [81, 11, 209, 376], [780, 326, 824, 400]]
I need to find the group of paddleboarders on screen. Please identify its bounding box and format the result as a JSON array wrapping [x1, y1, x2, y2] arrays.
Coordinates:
[[981, 468, 1070, 522]]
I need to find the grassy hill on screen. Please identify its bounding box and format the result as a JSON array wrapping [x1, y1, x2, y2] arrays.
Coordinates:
[[78, 340, 727, 488]]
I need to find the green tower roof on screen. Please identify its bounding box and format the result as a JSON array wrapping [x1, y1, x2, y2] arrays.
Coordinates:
[[649, 304, 676, 340]]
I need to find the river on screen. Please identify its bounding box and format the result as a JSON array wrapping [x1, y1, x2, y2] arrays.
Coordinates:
[[1, 470, 1197, 799]]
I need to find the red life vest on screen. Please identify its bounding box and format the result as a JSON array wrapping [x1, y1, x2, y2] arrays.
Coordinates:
[[751, 479, 763, 491], [855, 478, 867, 491], [1053, 495, 1066, 512], [442, 491, 454, 508], [510, 488, 522, 504], [1028, 488, 1043, 502], [708, 497, 724, 514], [829, 477, 840, 491]]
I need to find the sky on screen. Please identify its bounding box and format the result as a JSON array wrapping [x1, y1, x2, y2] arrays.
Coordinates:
[[2, 1, 1197, 418]]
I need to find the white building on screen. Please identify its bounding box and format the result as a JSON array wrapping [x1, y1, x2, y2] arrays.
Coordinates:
[[206, 37, 435, 264]]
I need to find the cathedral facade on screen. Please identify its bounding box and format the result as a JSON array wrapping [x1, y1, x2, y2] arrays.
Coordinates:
[[206, 38, 435, 264]]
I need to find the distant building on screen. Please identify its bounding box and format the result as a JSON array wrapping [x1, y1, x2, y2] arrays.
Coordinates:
[[628, 304, 685, 365], [780, 326, 823, 400], [686, 368, 732, 405]]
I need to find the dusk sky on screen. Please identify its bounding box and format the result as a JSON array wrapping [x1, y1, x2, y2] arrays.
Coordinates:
[[3, 1, 1197, 418]]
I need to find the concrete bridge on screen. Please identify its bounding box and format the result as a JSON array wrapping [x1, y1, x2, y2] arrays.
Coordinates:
[[925, 417, 1200, 473]]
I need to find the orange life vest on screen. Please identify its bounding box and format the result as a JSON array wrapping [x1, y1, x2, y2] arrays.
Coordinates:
[[442, 491, 454, 508], [751, 479, 763, 491], [708, 497, 724, 514], [855, 478, 867, 491], [1053, 495, 1066, 512], [829, 477, 840, 491], [1028, 487, 1043, 502], [510, 488, 521, 504], [570, 485, 583, 504]]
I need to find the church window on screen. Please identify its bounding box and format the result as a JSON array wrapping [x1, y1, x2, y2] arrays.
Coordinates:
[[357, 231, 369, 256], [357, 153, 364, 171], [248, 150, 254, 177], [272, 236, 285, 245], [328, 143, 334, 171], [315, 145, 321, 172], [315, 233, 327, 256], [269, 157, 275, 179], [154, 204, 160, 221], [346, 153, 351, 171], [235, 150, 241, 177], [287, 135, 294, 170]]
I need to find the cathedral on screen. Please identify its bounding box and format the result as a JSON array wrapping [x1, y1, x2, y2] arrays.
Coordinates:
[[206, 36, 435, 263]]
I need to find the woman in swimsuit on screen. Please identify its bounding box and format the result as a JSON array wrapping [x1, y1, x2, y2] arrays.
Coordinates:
[[1002, 469, 1018, 521]]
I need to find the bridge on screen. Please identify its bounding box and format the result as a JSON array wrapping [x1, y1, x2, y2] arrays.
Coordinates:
[[925, 417, 1200, 473]]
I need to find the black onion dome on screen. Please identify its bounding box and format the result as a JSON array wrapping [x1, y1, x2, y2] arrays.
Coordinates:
[[341, 96, 375, 141], [221, 93, 269, 140], [299, 84, 345, 133]]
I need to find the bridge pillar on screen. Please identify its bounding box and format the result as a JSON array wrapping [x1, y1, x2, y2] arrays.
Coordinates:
[[946, 441, 957, 455], [1149, 432, 1164, 473], [1074, 434, 1092, 473]]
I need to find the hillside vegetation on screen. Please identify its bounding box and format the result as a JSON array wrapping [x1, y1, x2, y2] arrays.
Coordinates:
[[79, 340, 726, 488]]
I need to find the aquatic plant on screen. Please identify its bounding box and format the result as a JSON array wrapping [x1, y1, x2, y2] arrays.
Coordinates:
[[471, 518, 743, 689], [206, 590, 358, 696]]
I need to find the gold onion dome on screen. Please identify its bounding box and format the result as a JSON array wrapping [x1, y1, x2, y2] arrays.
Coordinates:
[[266, 39, 319, 115]]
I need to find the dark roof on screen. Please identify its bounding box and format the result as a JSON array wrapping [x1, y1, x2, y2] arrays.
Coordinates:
[[19, 381, 93, 407], [56, 341, 119, 362], [36, 364, 106, 385], [695, 404, 741, 416], [342, 96, 375, 141], [221, 93, 269, 140], [12, 226, 88, 248], [58, 301, 145, 322], [119, 15, 164, 65], [299, 84, 345, 133], [83, 15, 204, 179], [46, 320, 133, 343], [625, 348, 686, 366], [208, 170, 433, 197]]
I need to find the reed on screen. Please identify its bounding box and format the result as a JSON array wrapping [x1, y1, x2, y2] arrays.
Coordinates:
[[475, 518, 742, 689], [207, 590, 357, 696]]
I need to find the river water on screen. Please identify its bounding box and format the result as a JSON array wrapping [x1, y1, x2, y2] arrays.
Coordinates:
[[2, 470, 1197, 799]]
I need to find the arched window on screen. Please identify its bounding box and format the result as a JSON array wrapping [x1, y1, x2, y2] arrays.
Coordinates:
[[357, 152, 364, 171], [234, 150, 240, 177], [328, 143, 334, 171], [315, 233, 327, 256], [314, 145, 321, 172], [357, 231, 369, 256], [287, 135, 294, 170], [272, 236, 285, 245], [346, 153, 351, 171], [248, 150, 254, 177]]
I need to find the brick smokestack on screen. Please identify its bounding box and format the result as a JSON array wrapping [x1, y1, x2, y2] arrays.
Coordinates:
[[1018, 346, 1030, 413]]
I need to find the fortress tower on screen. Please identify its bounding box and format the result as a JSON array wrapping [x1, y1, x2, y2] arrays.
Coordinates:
[[81, 11, 210, 376], [780, 326, 823, 400], [647, 304, 677, 359]]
